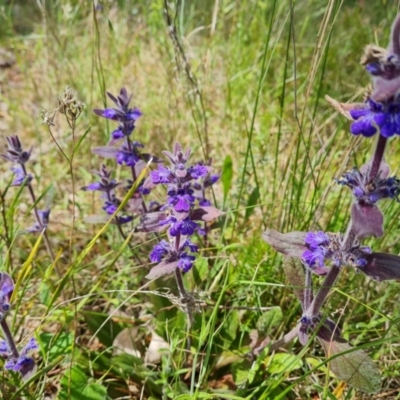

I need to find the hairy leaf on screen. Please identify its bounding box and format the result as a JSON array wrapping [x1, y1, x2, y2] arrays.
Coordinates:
[[360, 252, 400, 281], [262, 229, 306, 258], [92, 146, 119, 158], [191, 206, 225, 222], [135, 212, 169, 232], [145, 261, 178, 280], [317, 326, 380, 394], [351, 203, 383, 239], [282, 256, 308, 309]]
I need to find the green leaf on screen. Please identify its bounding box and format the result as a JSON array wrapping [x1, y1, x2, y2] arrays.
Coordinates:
[[59, 364, 109, 400], [256, 307, 283, 332], [40, 332, 74, 362], [82, 311, 125, 347], [221, 155, 233, 203], [82, 383, 108, 399], [244, 187, 259, 222], [265, 353, 303, 374]]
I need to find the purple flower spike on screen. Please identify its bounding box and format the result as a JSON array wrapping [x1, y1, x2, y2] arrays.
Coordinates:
[[178, 253, 196, 273], [93, 89, 141, 133], [1, 136, 32, 164], [337, 167, 400, 205]]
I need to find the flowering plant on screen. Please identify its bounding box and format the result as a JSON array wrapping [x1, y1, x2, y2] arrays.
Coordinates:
[[260, 13, 400, 394]]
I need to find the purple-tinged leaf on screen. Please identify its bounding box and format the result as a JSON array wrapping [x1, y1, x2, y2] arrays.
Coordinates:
[[262, 229, 307, 258], [106, 91, 119, 105], [143, 176, 156, 190], [388, 14, 400, 57], [360, 252, 400, 281], [174, 142, 182, 156], [351, 203, 383, 240], [360, 158, 390, 179], [324, 318, 342, 337], [298, 325, 309, 346], [92, 146, 119, 158], [316, 325, 380, 394], [372, 75, 400, 102], [162, 150, 175, 165], [145, 261, 178, 280], [190, 206, 225, 222], [281, 257, 308, 309], [135, 212, 169, 233], [125, 198, 143, 214], [19, 360, 37, 382]]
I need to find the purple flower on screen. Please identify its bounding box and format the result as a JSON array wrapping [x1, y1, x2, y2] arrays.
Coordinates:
[[304, 231, 330, 250], [103, 201, 118, 215], [117, 216, 134, 225], [301, 231, 372, 272], [81, 165, 120, 193], [111, 128, 125, 140], [169, 218, 198, 236], [94, 88, 141, 122], [0, 341, 8, 358], [302, 248, 326, 269], [10, 166, 32, 187], [188, 164, 209, 179], [1, 136, 32, 164], [350, 97, 400, 138], [178, 253, 196, 272], [115, 149, 140, 166], [150, 240, 171, 263], [181, 239, 198, 253], [4, 338, 38, 376], [337, 168, 400, 204], [27, 209, 51, 233], [22, 338, 38, 353], [168, 192, 195, 213], [151, 166, 172, 184]]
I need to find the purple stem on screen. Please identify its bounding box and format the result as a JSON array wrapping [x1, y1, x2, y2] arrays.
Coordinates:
[[20, 164, 56, 265], [125, 137, 148, 214], [173, 233, 187, 298], [253, 325, 300, 355], [0, 319, 19, 359], [305, 134, 388, 319], [262, 134, 389, 355], [369, 135, 387, 180]]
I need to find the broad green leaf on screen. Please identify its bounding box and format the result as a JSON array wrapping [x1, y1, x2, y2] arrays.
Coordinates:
[[82, 383, 108, 400], [40, 332, 74, 361], [265, 353, 303, 374], [82, 311, 125, 347], [256, 306, 283, 332], [221, 155, 233, 203], [59, 367, 108, 400], [318, 336, 381, 393], [232, 359, 252, 386]]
